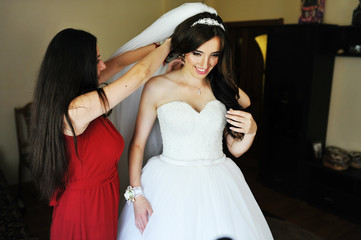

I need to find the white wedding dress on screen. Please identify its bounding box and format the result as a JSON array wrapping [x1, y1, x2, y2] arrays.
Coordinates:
[[117, 100, 273, 240], [107, 2, 218, 192]]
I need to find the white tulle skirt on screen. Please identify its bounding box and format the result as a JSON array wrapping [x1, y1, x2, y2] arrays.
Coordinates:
[[117, 155, 273, 240]]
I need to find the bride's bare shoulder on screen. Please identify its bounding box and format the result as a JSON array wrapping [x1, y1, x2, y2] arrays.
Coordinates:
[[144, 72, 179, 91]]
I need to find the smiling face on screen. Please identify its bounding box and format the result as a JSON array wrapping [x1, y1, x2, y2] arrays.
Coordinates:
[[183, 36, 220, 79]]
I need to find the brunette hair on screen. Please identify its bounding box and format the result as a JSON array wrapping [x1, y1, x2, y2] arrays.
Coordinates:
[[171, 12, 244, 139], [30, 28, 108, 201]]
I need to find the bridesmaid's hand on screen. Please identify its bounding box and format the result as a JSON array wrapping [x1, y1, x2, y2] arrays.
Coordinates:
[[166, 57, 184, 72], [133, 196, 153, 234], [225, 109, 257, 135]]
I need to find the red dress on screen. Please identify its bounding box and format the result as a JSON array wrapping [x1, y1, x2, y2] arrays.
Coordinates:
[[50, 117, 124, 240]]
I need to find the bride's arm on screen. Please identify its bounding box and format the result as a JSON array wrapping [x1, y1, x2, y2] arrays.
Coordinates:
[[65, 39, 170, 136], [128, 78, 162, 234], [98, 43, 158, 84], [128, 82, 159, 187]]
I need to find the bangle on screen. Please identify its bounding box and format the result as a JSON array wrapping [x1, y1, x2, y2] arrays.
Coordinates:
[[124, 186, 144, 204], [153, 39, 166, 48]]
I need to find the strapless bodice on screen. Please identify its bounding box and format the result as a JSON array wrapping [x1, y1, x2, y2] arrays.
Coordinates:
[[156, 100, 226, 161]]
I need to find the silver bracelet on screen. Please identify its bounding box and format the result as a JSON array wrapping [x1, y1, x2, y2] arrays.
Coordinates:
[[124, 185, 144, 205]]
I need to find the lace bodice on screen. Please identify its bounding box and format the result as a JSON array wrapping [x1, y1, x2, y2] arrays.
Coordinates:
[[157, 100, 226, 161]]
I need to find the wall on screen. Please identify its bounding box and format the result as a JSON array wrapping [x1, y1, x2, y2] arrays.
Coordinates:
[[327, 57, 361, 151], [211, 0, 299, 23], [212, 0, 357, 25], [0, 0, 164, 184], [324, 0, 356, 25], [323, 0, 361, 151], [322, 0, 361, 151]]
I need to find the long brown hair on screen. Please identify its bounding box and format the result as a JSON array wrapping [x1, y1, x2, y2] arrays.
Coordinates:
[[30, 28, 109, 201]]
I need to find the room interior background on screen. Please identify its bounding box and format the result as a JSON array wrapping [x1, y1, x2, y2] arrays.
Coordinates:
[[0, 0, 360, 194]]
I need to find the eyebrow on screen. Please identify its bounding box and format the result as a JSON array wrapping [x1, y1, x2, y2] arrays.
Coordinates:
[[193, 50, 220, 54], [97, 55, 101, 58]]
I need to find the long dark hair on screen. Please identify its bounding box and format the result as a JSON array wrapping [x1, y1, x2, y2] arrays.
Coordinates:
[[30, 28, 108, 201], [171, 12, 243, 139]]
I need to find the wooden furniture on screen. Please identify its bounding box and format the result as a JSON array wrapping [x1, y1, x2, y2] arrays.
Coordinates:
[[14, 102, 32, 199], [259, 24, 361, 223], [306, 160, 361, 223], [304, 25, 361, 223], [259, 24, 336, 197]]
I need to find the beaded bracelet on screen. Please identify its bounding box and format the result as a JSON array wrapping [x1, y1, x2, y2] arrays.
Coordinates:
[[124, 186, 144, 204]]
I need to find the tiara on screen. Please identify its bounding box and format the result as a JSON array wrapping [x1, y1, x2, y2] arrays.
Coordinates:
[[191, 18, 225, 31]]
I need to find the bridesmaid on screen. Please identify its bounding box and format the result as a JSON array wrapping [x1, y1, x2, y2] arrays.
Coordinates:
[[30, 28, 170, 239]]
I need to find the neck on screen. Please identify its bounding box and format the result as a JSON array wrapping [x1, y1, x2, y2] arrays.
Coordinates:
[[179, 68, 206, 88]]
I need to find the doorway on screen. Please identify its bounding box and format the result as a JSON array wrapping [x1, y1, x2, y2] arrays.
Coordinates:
[[225, 19, 283, 170]]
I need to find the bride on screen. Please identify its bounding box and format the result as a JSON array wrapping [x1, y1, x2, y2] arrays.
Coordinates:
[[112, 3, 273, 240], [106, 3, 220, 192]]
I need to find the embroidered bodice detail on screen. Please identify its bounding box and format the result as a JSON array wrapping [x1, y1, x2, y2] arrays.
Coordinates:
[[157, 100, 226, 161]]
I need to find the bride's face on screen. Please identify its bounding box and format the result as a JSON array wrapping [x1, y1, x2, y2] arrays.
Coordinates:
[[183, 36, 220, 79]]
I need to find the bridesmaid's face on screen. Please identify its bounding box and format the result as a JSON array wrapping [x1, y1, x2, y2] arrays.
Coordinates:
[[96, 46, 106, 81], [183, 36, 220, 79]]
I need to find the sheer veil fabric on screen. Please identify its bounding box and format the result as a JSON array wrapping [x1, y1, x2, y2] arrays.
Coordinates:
[[106, 3, 218, 187]]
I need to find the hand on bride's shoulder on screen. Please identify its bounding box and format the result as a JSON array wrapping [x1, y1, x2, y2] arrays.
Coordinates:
[[166, 57, 184, 72]]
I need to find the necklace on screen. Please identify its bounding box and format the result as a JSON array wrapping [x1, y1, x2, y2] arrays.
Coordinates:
[[184, 79, 203, 95], [191, 86, 201, 95], [188, 85, 202, 95]]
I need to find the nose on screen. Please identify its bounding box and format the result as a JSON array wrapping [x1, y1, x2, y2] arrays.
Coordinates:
[[99, 60, 106, 72], [200, 56, 209, 69]]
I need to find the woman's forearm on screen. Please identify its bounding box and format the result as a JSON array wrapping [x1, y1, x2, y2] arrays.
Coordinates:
[[226, 133, 256, 158], [104, 39, 170, 109], [66, 39, 171, 135], [128, 141, 145, 187], [98, 43, 156, 84]]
